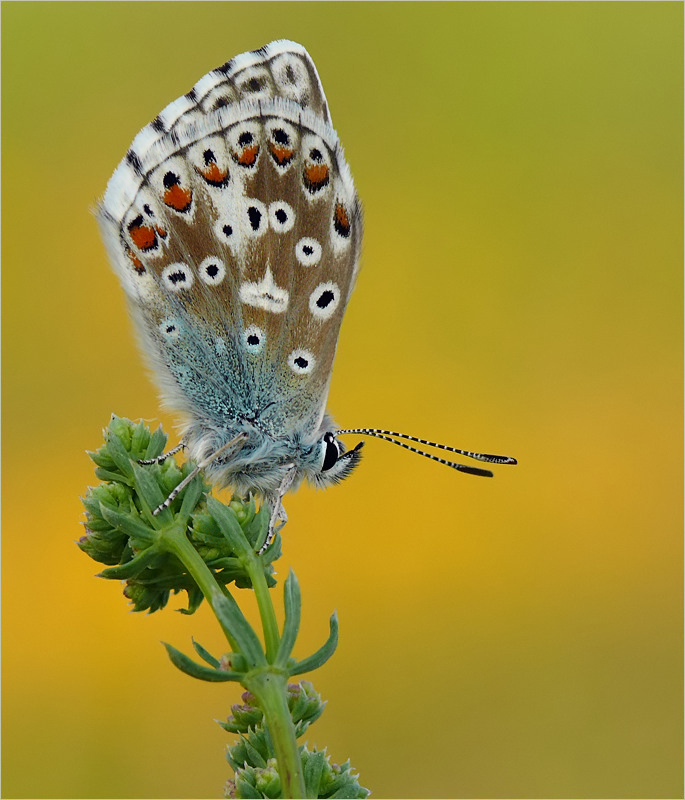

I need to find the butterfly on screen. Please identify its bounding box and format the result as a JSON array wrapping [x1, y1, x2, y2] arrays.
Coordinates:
[[98, 40, 516, 550]]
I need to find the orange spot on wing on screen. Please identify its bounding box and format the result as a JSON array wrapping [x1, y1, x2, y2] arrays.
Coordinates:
[[155, 225, 167, 239], [198, 162, 229, 186], [303, 162, 329, 192], [128, 219, 157, 251], [269, 142, 294, 166], [334, 202, 351, 237], [125, 245, 145, 273], [234, 145, 259, 167], [163, 184, 193, 212]]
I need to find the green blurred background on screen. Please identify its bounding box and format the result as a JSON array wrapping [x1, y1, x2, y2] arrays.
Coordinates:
[[2, 2, 682, 798]]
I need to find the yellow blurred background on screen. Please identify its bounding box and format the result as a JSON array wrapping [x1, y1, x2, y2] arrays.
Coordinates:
[[2, 2, 682, 798]]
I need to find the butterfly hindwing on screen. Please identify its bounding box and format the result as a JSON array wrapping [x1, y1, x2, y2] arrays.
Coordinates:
[[98, 41, 361, 446]]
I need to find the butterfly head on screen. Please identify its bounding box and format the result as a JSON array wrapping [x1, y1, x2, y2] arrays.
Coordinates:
[[305, 430, 364, 488]]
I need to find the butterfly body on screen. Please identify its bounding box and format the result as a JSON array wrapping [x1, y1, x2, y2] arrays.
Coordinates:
[[99, 41, 364, 507]]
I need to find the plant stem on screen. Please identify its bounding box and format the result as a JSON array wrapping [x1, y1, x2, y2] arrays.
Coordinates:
[[160, 524, 242, 653], [244, 670, 306, 799], [162, 524, 306, 797], [244, 553, 281, 662]]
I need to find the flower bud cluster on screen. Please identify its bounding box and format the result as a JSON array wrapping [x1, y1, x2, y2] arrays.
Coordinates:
[[79, 416, 277, 612], [225, 749, 369, 799]]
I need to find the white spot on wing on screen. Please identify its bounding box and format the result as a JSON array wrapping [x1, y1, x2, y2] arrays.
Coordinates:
[[295, 237, 322, 267], [242, 324, 265, 354], [162, 262, 194, 292], [239, 266, 289, 313], [288, 348, 315, 375], [199, 256, 226, 285], [159, 318, 181, 340], [268, 201, 295, 232], [309, 282, 340, 321]]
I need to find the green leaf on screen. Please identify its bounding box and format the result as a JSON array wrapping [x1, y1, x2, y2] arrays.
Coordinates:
[[105, 427, 136, 479], [178, 584, 204, 615], [191, 638, 220, 668], [130, 419, 150, 457], [211, 591, 266, 667], [98, 503, 156, 545], [234, 775, 262, 799], [289, 612, 339, 676], [303, 749, 326, 798], [206, 496, 251, 557], [145, 425, 168, 460], [163, 642, 243, 682], [98, 546, 161, 580], [130, 462, 170, 519], [276, 570, 301, 666], [94, 467, 132, 485], [244, 505, 270, 549], [178, 473, 204, 519]]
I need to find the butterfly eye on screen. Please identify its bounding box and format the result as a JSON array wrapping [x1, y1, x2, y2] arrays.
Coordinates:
[[321, 432, 341, 472]]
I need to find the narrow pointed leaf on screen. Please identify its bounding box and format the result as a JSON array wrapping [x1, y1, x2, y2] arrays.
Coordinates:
[[304, 750, 326, 798], [234, 778, 262, 799], [98, 546, 161, 579], [105, 429, 136, 478], [130, 420, 149, 456], [276, 570, 301, 666], [289, 612, 339, 676], [211, 590, 267, 667], [163, 642, 243, 682], [131, 462, 170, 519], [94, 467, 132, 485], [178, 584, 204, 615], [178, 474, 204, 518], [206, 496, 251, 557], [145, 425, 168, 460], [98, 503, 156, 544], [191, 638, 220, 667]]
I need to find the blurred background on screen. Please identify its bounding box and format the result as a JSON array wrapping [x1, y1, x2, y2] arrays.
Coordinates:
[[2, 3, 682, 798]]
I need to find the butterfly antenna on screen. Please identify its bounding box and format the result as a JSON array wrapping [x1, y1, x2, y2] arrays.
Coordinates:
[[335, 428, 517, 477]]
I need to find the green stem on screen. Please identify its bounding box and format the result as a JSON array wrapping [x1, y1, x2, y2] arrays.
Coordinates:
[[160, 521, 305, 796], [244, 553, 281, 662], [244, 670, 305, 799], [160, 524, 241, 653]]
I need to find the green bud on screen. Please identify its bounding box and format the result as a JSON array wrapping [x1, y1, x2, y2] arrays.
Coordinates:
[[220, 698, 263, 734], [300, 747, 370, 799], [123, 581, 170, 614], [81, 418, 282, 614], [226, 760, 282, 800], [219, 653, 249, 674], [254, 760, 281, 796], [288, 681, 326, 729], [79, 482, 135, 565], [225, 728, 271, 772]]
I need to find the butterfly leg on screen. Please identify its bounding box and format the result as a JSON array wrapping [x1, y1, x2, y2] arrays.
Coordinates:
[[258, 464, 297, 554], [138, 442, 185, 465], [152, 432, 249, 515]]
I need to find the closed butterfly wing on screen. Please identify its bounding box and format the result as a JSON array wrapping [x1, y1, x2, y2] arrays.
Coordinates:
[[98, 43, 361, 434], [98, 41, 363, 499]]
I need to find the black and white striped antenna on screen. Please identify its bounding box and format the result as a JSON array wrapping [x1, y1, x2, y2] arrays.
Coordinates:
[[335, 428, 517, 478]]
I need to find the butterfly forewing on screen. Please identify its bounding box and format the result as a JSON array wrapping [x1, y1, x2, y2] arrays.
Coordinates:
[[99, 41, 361, 446]]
